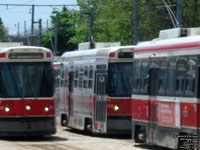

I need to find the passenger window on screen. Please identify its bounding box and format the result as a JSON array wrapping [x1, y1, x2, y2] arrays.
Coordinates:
[[74, 66, 79, 88], [88, 66, 94, 89], [185, 57, 196, 96], [133, 61, 141, 93], [140, 61, 148, 93], [158, 59, 168, 94], [176, 58, 186, 95], [167, 58, 176, 95]]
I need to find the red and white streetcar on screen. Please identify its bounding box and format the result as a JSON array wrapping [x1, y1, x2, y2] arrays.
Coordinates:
[[59, 43, 135, 134], [132, 28, 200, 149], [0, 46, 56, 136]]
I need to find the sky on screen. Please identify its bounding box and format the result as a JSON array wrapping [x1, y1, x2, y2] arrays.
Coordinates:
[[0, 0, 78, 35]]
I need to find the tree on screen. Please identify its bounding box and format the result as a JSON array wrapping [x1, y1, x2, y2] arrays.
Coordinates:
[[42, 7, 79, 55], [0, 18, 8, 42]]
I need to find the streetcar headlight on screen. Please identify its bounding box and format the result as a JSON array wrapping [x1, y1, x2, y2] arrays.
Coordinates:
[[5, 106, 10, 112], [114, 105, 119, 111], [44, 106, 49, 112], [25, 105, 31, 111]]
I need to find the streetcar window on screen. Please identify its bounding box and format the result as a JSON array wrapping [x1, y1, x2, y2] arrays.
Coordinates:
[[133, 61, 141, 93], [74, 66, 79, 88], [0, 62, 54, 98], [185, 57, 196, 96], [84, 66, 89, 77], [88, 80, 93, 89], [108, 62, 133, 96], [84, 66, 89, 89], [140, 61, 148, 93], [158, 59, 168, 95], [176, 58, 186, 95], [84, 80, 88, 88], [75, 66, 79, 79], [167, 58, 176, 95], [79, 73, 83, 88], [88, 66, 94, 89], [89, 66, 94, 79]]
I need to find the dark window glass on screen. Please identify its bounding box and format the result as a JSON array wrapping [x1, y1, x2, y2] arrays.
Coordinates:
[[0, 62, 54, 98], [140, 61, 148, 93], [108, 62, 133, 96], [158, 59, 168, 94], [185, 57, 196, 95], [79, 73, 83, 88], [75, 66, 79, 79], [133, 61, 141, 93], [167, 58, 176, 94], [89, 66, 94, 79], [176, 58, 186, 95]]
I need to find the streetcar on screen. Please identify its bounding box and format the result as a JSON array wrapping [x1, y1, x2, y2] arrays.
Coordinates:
[[53, 61, 61, 116], [59, 44, 134, 134], [0, 46, 56, 136], [132, 28, 200, 149]]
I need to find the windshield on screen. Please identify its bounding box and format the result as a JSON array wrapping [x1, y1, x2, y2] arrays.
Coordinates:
[[108, 62, 133, 96], [0, 62, 54, 98]]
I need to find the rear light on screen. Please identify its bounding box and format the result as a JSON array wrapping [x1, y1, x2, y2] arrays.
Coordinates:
[[109, 52, 115, 58], [46, 52, 51, 58], [0, 53, 6, 58], [5, 105, 10, 112]]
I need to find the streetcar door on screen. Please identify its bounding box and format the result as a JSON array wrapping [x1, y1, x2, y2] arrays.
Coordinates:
[[68, 71, 74, 118], [94, 72, 107, 133], [148, 67, 159, 144]]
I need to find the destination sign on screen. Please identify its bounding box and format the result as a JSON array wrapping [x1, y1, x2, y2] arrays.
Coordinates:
[[9, 53, 44, 59]]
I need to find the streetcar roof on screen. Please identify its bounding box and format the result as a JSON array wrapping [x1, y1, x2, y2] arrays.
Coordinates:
[[135, 35, 200, 53], [61, 45, 135, 60], [0, 46, 52, 53], [134, 35, 200, 58]]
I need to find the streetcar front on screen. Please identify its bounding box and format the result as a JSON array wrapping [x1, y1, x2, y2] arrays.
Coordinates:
[[106, 46, 134, 134], [0, 46, 56, 136]]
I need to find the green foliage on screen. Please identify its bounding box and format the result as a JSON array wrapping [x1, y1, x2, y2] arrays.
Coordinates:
[[42, 7, 79, 55], [0, 18, 8, 42], [43, 0, 200, 55]]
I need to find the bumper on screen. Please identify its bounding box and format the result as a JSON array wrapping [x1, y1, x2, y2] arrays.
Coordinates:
[[107, 115, 131, 134], [0, 116, 56, 136]]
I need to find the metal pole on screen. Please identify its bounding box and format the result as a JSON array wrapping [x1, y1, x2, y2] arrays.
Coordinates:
[[134, 0, 138, 45], [24, 20, 27, 36], [31, 5, 34, 45], [89, 5, 94, 43], [54, 14, 58, 56], [176, 0, 182, 25], [17, 22, 20, 37], [39, 19, 42, 46], [47, 19, 49, 29]]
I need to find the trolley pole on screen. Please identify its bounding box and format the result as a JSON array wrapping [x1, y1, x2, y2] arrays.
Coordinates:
[[176, 0, 182, 25], [54, 14, 58, 56], [133, 0, 138, 45]]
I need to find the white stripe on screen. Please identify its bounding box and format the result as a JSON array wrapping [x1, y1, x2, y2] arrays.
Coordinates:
[[132, 95, 199, 103], [135, 48, 200, 59]]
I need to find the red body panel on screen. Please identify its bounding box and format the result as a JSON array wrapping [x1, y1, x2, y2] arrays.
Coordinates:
[[0, 99, 54, 116], [181, 102, 199, 128], [132, 99, 149, 121], [107, 98, 131, 115]]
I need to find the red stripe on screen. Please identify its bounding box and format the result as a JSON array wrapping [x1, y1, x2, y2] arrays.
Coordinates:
[[0, 99, 55, 116], [135, 41, 200, 53]]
